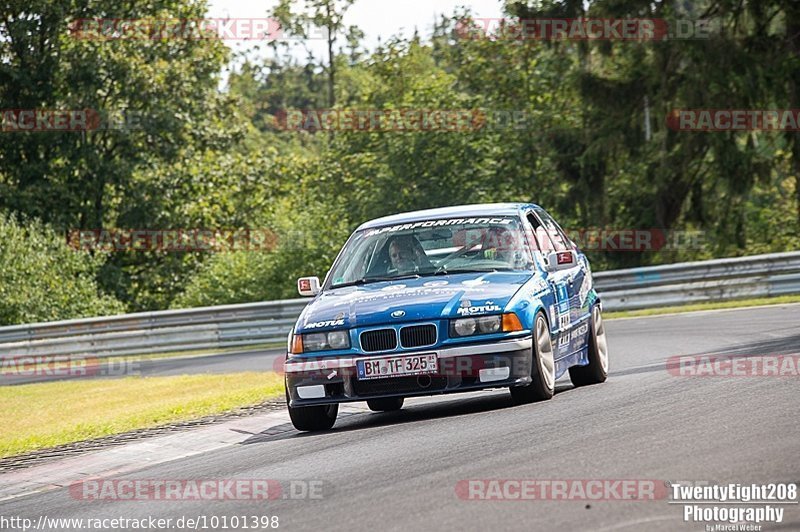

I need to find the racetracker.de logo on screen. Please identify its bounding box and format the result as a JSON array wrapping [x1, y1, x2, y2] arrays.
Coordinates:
[[275, 109, 487, 132], [455, 479, 668, 501], [666, 355, 800, 377], [456, 18, 714, 41], [278, 355, 520, 378], [1, 109, 153, 132], [67, 18, 328, 41], [667, 109, 800, 131], [70, 479, 282, 501], [67, 229, 279, 253], [1, 109, 101, 132], [1, 355, 99, 378], [456, 18, 670, 41], [1, 355, 140, 382], [562, 228, 705, 252]]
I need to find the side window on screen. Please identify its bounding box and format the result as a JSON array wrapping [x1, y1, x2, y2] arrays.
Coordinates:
[[525, 213, 553, 253], [534, 208, 572, 252]]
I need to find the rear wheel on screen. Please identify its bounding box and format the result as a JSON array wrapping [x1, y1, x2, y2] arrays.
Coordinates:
[[510, 312, 555, 404], [568, 304, 609, 386], [286, 390, 338, 431], [367, 397, 404, 412]]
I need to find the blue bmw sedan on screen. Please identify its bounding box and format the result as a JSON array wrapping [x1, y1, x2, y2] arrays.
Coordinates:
[[283, 203, 609, 431]]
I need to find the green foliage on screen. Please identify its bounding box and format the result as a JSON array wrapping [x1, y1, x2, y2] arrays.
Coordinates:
[[173, 198, 352, 307], [0, 213, 124, 325], [1, 0, 799, 320]]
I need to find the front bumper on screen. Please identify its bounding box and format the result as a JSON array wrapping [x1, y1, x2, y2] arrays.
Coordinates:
[[285, 336, 533, 407]]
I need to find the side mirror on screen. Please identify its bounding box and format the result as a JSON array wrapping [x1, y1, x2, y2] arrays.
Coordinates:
[[297, 276, 321, 296], [546, 250, 577, 272]]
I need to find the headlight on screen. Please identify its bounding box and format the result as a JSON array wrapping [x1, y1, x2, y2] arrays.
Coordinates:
[[453, 317, 477, 336], [477, 315, 501, 333], [302, 333, 328, 351], [327, 330, 350, 349], [450, 314, 521, 337], [451, 315, 502, 337], [301, 330, 351, 352]]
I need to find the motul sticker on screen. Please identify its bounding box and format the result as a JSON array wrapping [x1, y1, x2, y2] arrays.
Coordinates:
[[305, 319, 345, 329], [456, 304, 502, 315]]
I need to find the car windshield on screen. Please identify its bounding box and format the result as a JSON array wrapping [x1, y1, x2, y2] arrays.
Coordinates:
[[328, 217, 533, 288]]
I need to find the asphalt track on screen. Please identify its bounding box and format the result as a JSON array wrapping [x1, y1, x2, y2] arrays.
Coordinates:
[[1, 303, 799, 531]]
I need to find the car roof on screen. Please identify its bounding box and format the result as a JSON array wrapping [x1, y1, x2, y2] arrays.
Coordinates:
[[357, 203, 540, 230]]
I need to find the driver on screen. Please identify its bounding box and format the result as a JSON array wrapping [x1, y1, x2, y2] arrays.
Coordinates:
[[388, 235, 431, 274], [483, 226, 525, 266]]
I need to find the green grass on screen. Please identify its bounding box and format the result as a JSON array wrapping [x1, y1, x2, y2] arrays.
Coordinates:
[[0, 372, 284, 459], [604, 294, 800, 320]]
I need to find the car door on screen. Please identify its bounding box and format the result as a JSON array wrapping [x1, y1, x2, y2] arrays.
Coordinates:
[[523, 210, 575, 359], [533, 207, 591, 324]]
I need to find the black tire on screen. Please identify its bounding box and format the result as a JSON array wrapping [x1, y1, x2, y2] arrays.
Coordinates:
[[367, 397, 404, 412], [286, 390, 338, 431], [510, 311, 555, 404], [569, 304, 609, 387]]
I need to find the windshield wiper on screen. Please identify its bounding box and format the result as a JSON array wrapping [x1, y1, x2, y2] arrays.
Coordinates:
[[332, 273, 420, 289]]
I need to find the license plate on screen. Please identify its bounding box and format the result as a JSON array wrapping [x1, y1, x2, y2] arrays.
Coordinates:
[[357, 354, 438, 380]]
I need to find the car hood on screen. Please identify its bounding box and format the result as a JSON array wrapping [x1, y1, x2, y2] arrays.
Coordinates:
[[296, 271, 533, 332]]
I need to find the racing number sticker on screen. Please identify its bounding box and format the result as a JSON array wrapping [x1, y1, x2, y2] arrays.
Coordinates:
[[556, 283, 571, 330]]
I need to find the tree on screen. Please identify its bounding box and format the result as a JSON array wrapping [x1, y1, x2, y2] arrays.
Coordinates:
[[0, 0, 235, 229], [272, 0, 361, 107], [0, 213, 124, 325], [0, 0, 250, 311]]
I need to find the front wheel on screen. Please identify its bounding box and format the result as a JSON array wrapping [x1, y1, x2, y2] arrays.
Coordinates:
[[367, 397, 404, 412], [286, 390, 338, 431], [510, 312, 555, 404], [568, 304, 609, 386]]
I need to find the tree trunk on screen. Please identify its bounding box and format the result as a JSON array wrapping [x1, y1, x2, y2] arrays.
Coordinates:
[[326, 3, 335, 108]]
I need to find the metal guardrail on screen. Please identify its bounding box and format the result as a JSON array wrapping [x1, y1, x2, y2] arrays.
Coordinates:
[[594, 251, 800, 311], [0, 299, 307, 359], [1, 251, 798, 359]]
